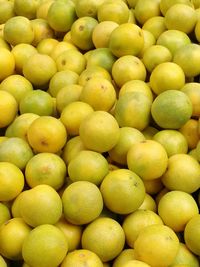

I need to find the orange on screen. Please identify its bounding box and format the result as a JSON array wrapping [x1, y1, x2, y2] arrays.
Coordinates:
[[68, 150, 109, 185], [25, 152, 66, 190], [31, 18, 54, 46], [173, 43, 200, 78], [14, 0, 41, 19], [0, 162, 24, 202], [71, 16, 98, 51], [112, 55, 146, 88], [127, 140, 168, 181], [79, 110, 120, 153], [158, 190, 199, 232], [0, 48, 15, 82], [0, 137, 34, 170], [0, 0, 15, 24], [156, 29, 191, 57], [47, 0, 76, 32], [114, 92, 152, 131], [164, 4, 197, 34], [134, 224, 179, 267], [27, 116, 67, 153], [62, 181, 103, 225], [151, 90, 192, 129], [0, 202, 11, 227], [100, 168, 145, 214], [109, 23, 144, 57], [81, 217, 125, 262], [142, 16, 166, 40], [134, 0, 161, 25], [179, 119, 199, 150], [80, 77, 116, 111], [159, 0, 193, 15], [161, 154, 200, 193], [92, 21, 119, 48], [0, 90, 18, 128], [112, 249, 136, 267], [184, 214, 200, 256], [97, 0, 129, 24], [149, 62, 185, 95], [3, 15, 34, 46], [36, 37, 59, 55], [75, 0, 104, 18]]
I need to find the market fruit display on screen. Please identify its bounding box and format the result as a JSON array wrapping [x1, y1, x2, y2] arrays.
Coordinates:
[[1, 0, 200, 266]]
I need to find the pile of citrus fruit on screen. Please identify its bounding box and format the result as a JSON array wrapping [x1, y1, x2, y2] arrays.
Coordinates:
[[1, 0, 200, 266]]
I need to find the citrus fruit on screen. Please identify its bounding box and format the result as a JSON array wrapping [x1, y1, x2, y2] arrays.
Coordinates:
[[108, 127, 145, 165], [0, 137, 33, 170], [127, 139, 168, 181], [80, 77, 116, 111], [22, 224, 68, 267], [114, 91, 152, 131], [0, 255, 7, 267], [151, 90, 192, 129], [48, 69, 79, 97], [3, 16, 34, 46], [19, 89, 54, 116], [11, 43, 37, 74], [56, 84, 83, 113], [109, 23, 144, 57], [161, 154, 200, 193], [36, 0, 54, 20], [119, 80, 153, 102], [62, 181, 103, 225], [173, 43, 200, 78], [68, 150, 109, 185], [19, 184, 63, 227], [50, 41, 78, 61], [81, 217, 125, 262], [23, 53, 57, 88], [158, 190, 199, 232], [92, 21, 119, 48], [61, 249, 103, 267], [142, 16, 166, 40], [56, 49, 86, 74], [97, 0, 129, 24], [55, 216, 82, 252], [170, 242, 199, 267], [149, 62, 185, 95], [27, 116, 67, 153], [25, 152, 66, 190], [179, 119, 199, 150], [60, 101, 94, 136], [0, 48, 15, 82], [156, 29, 191, 56], [0, 0, 15, 24], [100, 168, 145, 214], [134, 224, 179, 267], [0, 217, 31, 260], [5, 113, 39, 142], [121, 260, 151, 267], [164, 4, 197, 34], [0, 203, 11, 227], [31, 18, 54, 46], [112, 55, 146, 88], [137, 29, 156, 58], [61, 135, 85, 165], [122, 209, 163, 248], [0, 161, 24, 202], [142, 45, 172, 73], [184, 214, 200, 256], [134, 0, 161, 25], [71, 16, 98, 51], [47, 0, 77, 32], [36, 37, 59, 55], [75, 0, 104, 18], [0, 74, 33, 104], [153, 130, 188, 157], [0, 90, 18, 128], [138, 193, 157, 212], [14, 0, 41, 19], [159, 0, 193, 15], [78, 66, 112, 86], [79, 110, 120, 153], [112, 249, 136, 267]]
